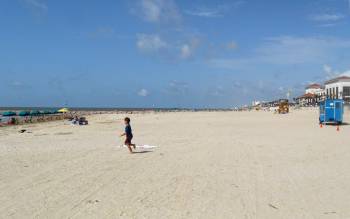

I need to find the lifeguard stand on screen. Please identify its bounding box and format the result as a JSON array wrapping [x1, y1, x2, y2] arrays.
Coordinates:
[[319, 99, 344, 125]]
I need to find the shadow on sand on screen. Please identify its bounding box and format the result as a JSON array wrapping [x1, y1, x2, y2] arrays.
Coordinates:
[[132, 151, 153, 154], [327, 122, 350, 126]]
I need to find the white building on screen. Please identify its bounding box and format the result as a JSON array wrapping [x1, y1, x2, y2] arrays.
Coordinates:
[[305, 83, 324, 96], [324, 76, 350, 102], [252, 100, 262, 106]]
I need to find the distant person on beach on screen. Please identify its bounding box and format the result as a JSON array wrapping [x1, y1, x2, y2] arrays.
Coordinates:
[[120, 117, 136, 153]]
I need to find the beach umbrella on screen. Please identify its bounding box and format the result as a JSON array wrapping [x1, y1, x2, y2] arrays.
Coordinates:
[[18, 111, 30, 116], [42, 110, 52, 115], [30, 110, 41, 116], [51, 109, 59, 114], [2, 111, 16, 117], [58, 108, 69, 113]]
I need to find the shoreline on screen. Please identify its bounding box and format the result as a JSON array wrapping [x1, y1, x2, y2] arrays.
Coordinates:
[[0, 106, 322, 127], [0, 108, 235, 127]]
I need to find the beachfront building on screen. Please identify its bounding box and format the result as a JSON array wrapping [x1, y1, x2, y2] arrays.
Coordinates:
[[295, 83, 325, 106], [295, 93, 319, 106], [324, 76, 350, 103], [305, 83, 325, 96]]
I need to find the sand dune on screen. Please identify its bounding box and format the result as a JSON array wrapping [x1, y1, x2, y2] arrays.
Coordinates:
[[0, 109, 350, 218]]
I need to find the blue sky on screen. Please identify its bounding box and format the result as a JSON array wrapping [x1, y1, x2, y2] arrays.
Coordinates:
[[1, 0, 350, 108]]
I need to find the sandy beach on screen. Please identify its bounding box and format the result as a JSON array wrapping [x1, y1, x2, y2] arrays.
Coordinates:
[[1, 109, 350, 218]]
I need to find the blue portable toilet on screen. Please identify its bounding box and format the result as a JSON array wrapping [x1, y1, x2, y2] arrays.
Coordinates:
[[319, 99, 344, 124]]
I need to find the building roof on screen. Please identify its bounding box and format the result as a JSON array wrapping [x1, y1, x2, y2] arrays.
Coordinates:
[[325, 76, 350, 85], [296, 93, 316, 99], [306, 83, 322, 89]]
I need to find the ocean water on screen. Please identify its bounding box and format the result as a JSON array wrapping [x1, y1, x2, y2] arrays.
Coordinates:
[[0, 107, 232, 112], [0, 107, 182, 112]]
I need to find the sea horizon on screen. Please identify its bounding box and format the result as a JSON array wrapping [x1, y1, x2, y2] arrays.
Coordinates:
[[0, 106, 235, 112]]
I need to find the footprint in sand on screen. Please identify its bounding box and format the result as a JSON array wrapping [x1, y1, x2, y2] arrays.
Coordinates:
[[87, 200, 100, 204], [34, 133, 49, 136]]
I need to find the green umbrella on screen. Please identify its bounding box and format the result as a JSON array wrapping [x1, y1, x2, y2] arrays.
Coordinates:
[[2, 111, 16, 116], [30, 110, 41, 116], [18, 111, 30, 116], [41, 110, 52, 115]]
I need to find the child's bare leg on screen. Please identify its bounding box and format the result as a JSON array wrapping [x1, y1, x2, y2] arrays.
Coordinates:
[[127, 144, 133, 153], [131, 143, 136, 149]]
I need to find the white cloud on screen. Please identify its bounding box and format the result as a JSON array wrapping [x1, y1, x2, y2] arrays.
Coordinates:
[[185, 2, 245, 18], [141, 0, 161, 21], [185, 8, 223, 18], [309, 13, 345, 22], [137, 88, 149, 97], [317, 23, 338, 28], [211, 36, 350, 69], [167, 80, 189, 95], [138, 0, 181, 23], [180, 38, 200, 59], [256, 36, 350, 64], [341, 70, 350, 76], [136, 34, 167, 52], [323, 64, 350, 79], [23, 0, 48, 12], [323, 64, 332, 74], [136, 33, 202, 60], [180, 44, 191, 59], [209, 86, 226, 97], [9, 80, 32, 89]]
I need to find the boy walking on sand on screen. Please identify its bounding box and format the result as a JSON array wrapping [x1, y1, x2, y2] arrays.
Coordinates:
[[120, 117, 136, 153]]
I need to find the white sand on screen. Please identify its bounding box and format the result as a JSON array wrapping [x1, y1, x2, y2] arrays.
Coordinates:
[[1, 109, 350, 218]]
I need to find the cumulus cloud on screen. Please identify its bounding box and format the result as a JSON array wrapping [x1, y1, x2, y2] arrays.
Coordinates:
[[137, 0, 181, 23], [132, 1, 212, 61], [136, 33, 202, 60], [136, 34, 168, 53], [180, 38, 200, 59], [137, 88, 149, 97]]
